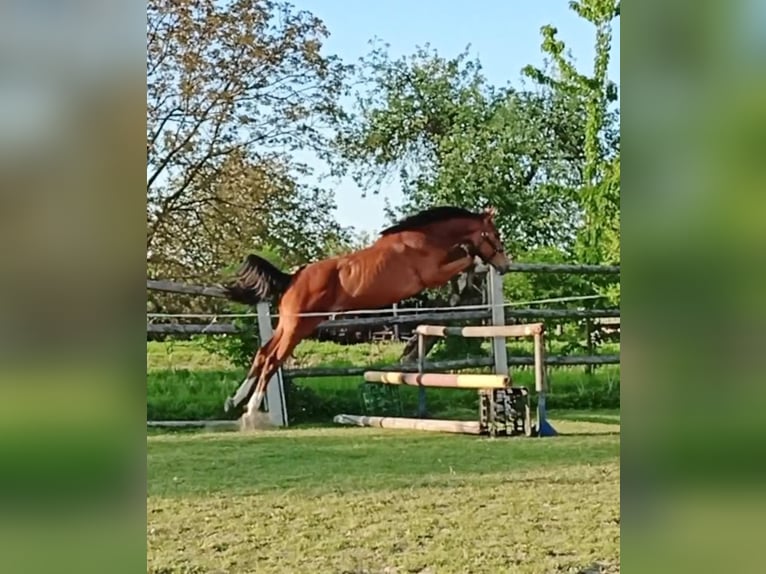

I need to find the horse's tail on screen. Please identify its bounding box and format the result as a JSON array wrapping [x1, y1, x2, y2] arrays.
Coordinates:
[[222, 254, 299, 306]]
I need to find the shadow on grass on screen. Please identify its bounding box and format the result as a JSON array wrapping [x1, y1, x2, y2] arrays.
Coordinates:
[[548, 410, 620, 426], [556, 415, 620, 426], [555, 431, 621, 437]]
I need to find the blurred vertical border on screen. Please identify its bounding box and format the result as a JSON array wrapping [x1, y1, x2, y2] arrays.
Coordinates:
[[0, 2, 146, 573], [624, 0, 766, 571]]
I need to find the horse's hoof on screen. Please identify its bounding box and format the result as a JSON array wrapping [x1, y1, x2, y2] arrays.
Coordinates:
[[223, 396, 234, 413]]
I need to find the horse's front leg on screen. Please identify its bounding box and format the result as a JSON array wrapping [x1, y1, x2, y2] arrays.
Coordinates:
[[435, 254, 475, 283]]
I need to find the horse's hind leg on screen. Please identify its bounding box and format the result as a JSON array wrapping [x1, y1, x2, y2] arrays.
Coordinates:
[[225, 327, 283, 412], [245, 317, 323, 420]]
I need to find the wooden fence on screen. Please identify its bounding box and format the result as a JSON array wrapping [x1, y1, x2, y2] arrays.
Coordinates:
[[146, 262, 620, 378], [146, 307, 619, 334]]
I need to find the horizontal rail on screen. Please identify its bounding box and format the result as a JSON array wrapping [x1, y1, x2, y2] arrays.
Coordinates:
[[148, 323, 239, 334], [286, 357, 495, 378], [506, 263, 619, 274], [333, 414, 482, 434], [507, 308, 619, 319], [416, 323, 544, 338], [363, 371, 509, 389], [147, 280, 228, 298], [146, 308, 620, 334], [146, 309, 490, 334], [318, 309, 489, 329], [285, 354, 620, 379]]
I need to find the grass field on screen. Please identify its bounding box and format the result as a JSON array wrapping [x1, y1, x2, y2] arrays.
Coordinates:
[[147, 339, 620, 422], [147, 338, 620, 572], [147, 412, 620, 574]]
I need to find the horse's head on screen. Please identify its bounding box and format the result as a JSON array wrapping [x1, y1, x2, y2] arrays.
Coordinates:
[[466, 207, 511, 274]]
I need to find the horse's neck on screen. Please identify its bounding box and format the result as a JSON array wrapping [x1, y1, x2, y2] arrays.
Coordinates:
[[422, 219, 479, 249], [377, 220, 478, 253], [388, 231, 453, 252]]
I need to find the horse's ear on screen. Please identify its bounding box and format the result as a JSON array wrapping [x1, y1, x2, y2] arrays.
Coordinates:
[[483, 206, 497, 221]]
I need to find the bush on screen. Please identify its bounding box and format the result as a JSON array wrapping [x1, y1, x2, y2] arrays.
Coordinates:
[[198, 315, 262, 370], [429, 335, 484, 362]]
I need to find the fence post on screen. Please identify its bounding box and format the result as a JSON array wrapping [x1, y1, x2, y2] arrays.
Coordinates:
[[392, 303, 400, 340], [256, 302, 288, 427], [488, 268, 508, 375]]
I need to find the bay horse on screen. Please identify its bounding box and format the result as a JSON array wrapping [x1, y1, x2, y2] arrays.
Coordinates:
[[221, 205, 512, 419]]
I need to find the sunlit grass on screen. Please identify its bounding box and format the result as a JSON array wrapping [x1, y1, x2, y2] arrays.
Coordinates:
[[147, 417, 619, 574]]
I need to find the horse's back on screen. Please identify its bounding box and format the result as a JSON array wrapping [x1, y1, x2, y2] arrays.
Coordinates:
[[278, 235, 439, 315], [277, 257, 344, 315]]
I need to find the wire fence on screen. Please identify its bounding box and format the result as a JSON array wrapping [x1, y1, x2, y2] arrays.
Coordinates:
[[146, 293, 608, 321], [146, 264, 620, 339]]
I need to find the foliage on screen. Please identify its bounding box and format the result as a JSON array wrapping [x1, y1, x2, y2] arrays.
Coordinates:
[[517, 0, 621, 309], [429, 335, 484, 363], [147, 0, 353, 313], [523, 1, 620, 268], [334, 3, 620, 279], [359, 383, 403, 417], [502, 246, 592, 303], [335, 42, 591, 254], [198, 315, 262, 370]]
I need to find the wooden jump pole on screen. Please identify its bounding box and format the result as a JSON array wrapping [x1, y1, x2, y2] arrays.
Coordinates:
[[415, 323, 544, 338], [333, 414, 482, 435], [363, 371, 510, 389]]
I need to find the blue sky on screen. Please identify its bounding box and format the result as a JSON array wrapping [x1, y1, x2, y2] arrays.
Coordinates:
[[299, 0, 621, 233]]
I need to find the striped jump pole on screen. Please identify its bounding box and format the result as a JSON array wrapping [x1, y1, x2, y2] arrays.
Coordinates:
[[363, 371, 510, 389], [334, 414, 482, 435], [414, 323, 544, 338]]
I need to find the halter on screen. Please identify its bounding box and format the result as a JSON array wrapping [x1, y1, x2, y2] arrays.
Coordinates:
[[461, 231, 504, 264], [478, 231, 503, 261]]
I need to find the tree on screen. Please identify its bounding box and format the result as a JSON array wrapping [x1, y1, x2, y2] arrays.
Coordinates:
[[335, 42, 590, 255], [147, 0, 352, 294], [523, 0, 620, 266], [333, 41, 598, 361], [522, 0, 621, 346]]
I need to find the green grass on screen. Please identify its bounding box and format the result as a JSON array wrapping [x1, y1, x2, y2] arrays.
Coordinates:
[[147, 340, 620, 570], [147, 339, 407, 372], [147, 366, 620, 422], [147, 338, 620, 372], [147, 415, 620, 573], [147, 339, 620, 422]]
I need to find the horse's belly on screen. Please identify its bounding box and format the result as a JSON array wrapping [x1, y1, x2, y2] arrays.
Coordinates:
[[338, 259, 423, 309]]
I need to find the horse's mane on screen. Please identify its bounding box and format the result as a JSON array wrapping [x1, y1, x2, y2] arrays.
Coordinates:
[[379, 206, 482, 236]]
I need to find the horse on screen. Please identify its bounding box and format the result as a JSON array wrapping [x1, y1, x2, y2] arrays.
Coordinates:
[[221, 205, 512, 422]]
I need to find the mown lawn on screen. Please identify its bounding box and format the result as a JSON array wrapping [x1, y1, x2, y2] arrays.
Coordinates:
[[147, 414, 620, 574]]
